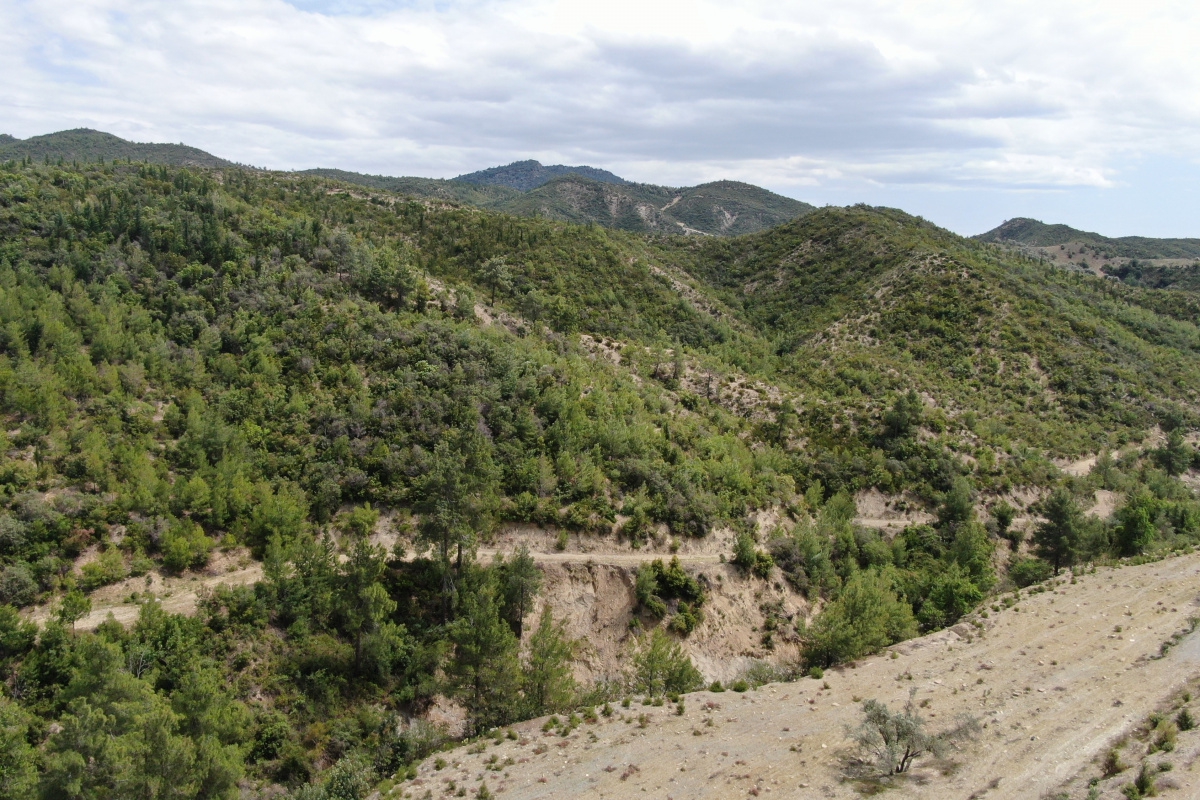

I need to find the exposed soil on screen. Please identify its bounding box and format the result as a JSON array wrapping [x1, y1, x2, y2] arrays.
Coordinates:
[[391, 551, 1200, 800], [24, 547, 262, 631], [477, 525, 808, 684]]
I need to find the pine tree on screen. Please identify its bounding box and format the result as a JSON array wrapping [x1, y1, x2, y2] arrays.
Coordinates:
[[523, 607, 578, 716], [1032, 488, 1083, 573], [499, 545, 542, 638], [1115, 491, 1157, 556], [448, 585, 522, 735], [416, 429, 500, 614]]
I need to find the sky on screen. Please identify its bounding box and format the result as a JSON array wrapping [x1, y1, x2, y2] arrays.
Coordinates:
[[1, 0, 1198, 237]]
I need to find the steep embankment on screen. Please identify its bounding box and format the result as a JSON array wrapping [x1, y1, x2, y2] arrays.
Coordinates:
[[394, 552, 1200, 800]]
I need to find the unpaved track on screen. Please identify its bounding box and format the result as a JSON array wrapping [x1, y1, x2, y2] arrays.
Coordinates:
[[395, 551, 1200, 800], [477, 549, 722, 566]]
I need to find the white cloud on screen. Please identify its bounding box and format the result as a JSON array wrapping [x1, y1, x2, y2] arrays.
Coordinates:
[[2, 0, 1198, 199]]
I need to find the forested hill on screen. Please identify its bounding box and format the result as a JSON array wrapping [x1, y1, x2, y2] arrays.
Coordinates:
[[687, 206, 1200, 462], [0, 128, 240, 169], [453, 159, 628, 190], [299, 168, 815, 236], [0, 160, 1197, 799], [5, 128, 813, 236], [977, 217, 1200, 260]]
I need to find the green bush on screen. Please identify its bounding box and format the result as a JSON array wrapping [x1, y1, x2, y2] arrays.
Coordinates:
[[80, 548, 127, 592], [159, 519, 213, 573], [0, 563, 37, 608], [803, 569, 916, 668], [1009, 558, 1053, 588], [916, 564, 983, 630], [630, 629, 703, 696]]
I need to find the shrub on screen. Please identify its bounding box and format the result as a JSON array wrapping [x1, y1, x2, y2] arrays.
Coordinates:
[[1102, 748, 1126, 777], [769, 525, 837, 599], [1150, 718, 1177, 753], [0, 563, 37, 607], [630, 629, 702, 696], [80, 548, 127, 591], [916, 563, 983, 630], [634, 567, 667, 619], [1115, 492, 1158, 556], [733, 530, 774, 578], [159, 519, 213, 573], [730, 679, 749, 693], [803, 569, 917, 668], [669, 602, 702, 635], [636, 559, 705, 629], [0, 604, 37, 659], [851, 688, 979, 775], [1176, 708, 1195, 731], [1123, 763, 1156, 799], [323, 754, 373, 800], [1008, 558, 1053, 588]]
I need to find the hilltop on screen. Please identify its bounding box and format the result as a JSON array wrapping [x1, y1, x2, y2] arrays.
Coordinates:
[[977, 217, 1200, 260], [0, 128, 239, 168], [976, 217, 1200, 295], [2, 129, 814, 236], [454, 159, 628, 190], [306, 167, 815, 236]]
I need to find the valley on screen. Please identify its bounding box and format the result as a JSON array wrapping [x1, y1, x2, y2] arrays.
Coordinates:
[[0, 145, 1197, 800]]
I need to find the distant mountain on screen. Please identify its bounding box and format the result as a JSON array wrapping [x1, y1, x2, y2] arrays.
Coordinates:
[[0, 129, 238, 168], [307, 167, 815, 236], [454, 159, 628, 191], [5, 129, 811, 236], [977, 217, 1200, 260], [499, 175, 814, 236]]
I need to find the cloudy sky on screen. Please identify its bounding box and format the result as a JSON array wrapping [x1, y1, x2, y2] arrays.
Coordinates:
[[2, 0, 1198, 236]]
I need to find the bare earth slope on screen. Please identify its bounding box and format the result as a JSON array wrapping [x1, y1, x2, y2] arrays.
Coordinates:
[[393, 552, 1200, 800]]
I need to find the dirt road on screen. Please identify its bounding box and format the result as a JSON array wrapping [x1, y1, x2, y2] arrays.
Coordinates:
[[477, 549, 723, 566]]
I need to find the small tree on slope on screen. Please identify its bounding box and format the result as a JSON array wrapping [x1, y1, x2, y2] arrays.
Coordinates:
[[851, 688, 979, 775]]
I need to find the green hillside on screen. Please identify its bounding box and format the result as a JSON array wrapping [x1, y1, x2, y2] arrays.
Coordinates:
[[0, 128, 239, 169], [2, 130, 812, 236], [305, 168, 814, 236], [298, 168, 523, 206], [977, 217, 1200, 260], [0, 162, 1197, 799], [688, 206, 1200, 472]]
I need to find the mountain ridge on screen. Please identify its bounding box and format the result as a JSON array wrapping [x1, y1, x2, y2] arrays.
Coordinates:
[[0, 128, 240, 169], [977, 216, 1200, 260], [453, 158, 628, 190]]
